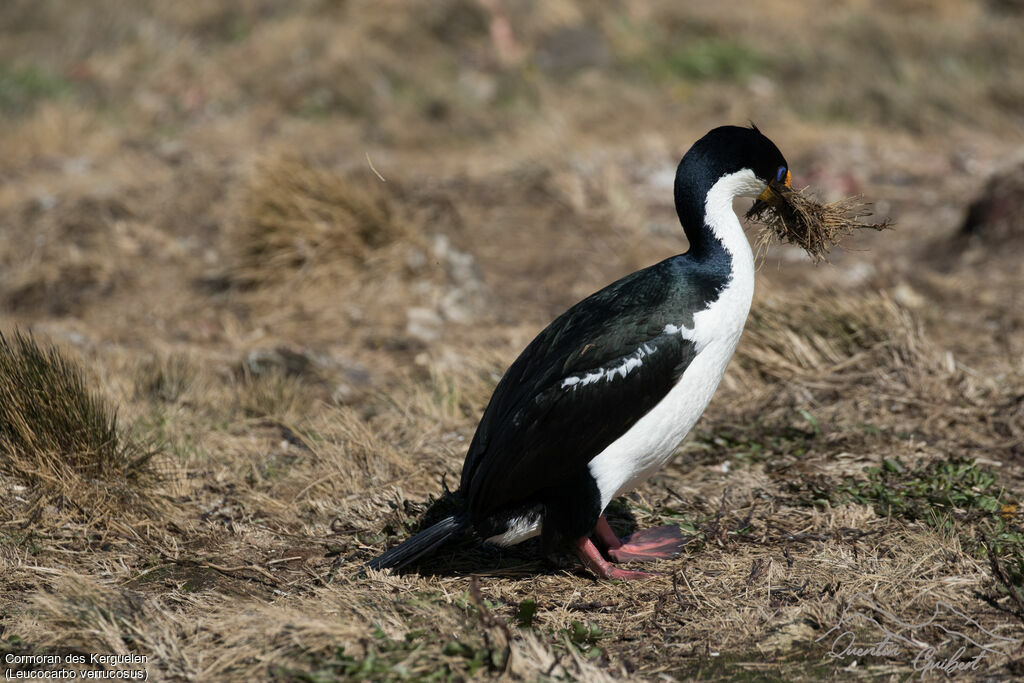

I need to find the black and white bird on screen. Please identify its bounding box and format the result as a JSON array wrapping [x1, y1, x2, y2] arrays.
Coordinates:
[[369, 125, 791, 580]]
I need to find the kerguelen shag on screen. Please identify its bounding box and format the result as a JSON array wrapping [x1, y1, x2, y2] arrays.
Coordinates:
[[369, 125, 791, 580]]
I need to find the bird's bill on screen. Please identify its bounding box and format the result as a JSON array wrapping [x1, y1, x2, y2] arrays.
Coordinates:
[[750, 169, 792, 215]]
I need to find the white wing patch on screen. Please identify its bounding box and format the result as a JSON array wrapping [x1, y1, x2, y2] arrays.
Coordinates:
[[663, 322, 697, 340], [560, 342, 661, 390]]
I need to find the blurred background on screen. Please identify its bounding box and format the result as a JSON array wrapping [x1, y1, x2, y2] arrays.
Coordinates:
[[2, 1, 1024, 679], [1, 0, 1022, 351]]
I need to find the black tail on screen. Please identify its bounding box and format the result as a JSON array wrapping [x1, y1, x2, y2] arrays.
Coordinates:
[[367, 515, 467, 571]]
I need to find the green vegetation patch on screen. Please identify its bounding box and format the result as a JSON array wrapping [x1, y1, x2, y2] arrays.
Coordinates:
[[0, 63, 71, 114], [804, 458, 1004, 524], [797, 457, 1024, 565], [630, 38, 765, 83]]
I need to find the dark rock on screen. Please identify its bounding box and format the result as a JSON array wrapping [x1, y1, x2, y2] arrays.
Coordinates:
[[961, 161, 1024, 245]]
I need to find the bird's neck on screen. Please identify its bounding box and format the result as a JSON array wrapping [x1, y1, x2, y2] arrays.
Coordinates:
[[701, 174, 755, 277], [676, 171, 756, 281], [671, 172, 761, 342]]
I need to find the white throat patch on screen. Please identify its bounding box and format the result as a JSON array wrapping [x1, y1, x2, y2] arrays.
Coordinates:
[[702, 168, 764, 259]]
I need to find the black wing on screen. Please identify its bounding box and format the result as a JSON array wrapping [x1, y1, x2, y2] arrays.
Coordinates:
[[461, 256, 717, 518]]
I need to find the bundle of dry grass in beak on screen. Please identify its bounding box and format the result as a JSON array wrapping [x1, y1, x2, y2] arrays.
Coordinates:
[[745, 181, 891, 263]]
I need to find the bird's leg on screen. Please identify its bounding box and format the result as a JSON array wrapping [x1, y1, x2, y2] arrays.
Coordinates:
[[594, 515, 687, 563], [572, 536, 654, 580], [593, 515, 624, 551]]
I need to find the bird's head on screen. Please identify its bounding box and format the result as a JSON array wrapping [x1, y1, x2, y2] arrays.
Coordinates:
[[675, 124, 791, 216], [673, 124, 792, 256]]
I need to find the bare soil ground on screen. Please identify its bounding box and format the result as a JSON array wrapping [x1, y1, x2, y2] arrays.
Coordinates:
[[2, 1, 1024, 680]]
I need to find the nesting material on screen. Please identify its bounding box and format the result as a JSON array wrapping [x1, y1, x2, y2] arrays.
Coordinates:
[[746, 183, 891, 263]]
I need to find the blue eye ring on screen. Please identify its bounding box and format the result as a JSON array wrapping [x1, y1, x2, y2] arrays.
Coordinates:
[[775, 166, 787, 183]]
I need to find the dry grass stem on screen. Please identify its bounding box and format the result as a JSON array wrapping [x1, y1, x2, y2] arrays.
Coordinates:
[[746, 184, 892, 263]]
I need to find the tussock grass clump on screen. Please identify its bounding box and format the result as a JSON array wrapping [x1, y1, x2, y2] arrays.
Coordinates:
[[746, 183, 891, 263], [234, 156, 411, 285], [0, 331, 156, 514]]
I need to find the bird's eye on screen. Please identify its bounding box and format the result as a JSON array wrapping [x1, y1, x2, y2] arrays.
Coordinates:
[[775, 166, 787, 183]]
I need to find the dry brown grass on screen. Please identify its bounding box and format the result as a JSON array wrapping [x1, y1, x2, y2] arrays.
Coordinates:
[[3, 1, 1024, 680], [0, 194, 135, 317], [737, 291, 918, 383]]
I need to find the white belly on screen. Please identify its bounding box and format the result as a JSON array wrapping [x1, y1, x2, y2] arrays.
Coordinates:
[[487, 330, 744, 548], [587, 239, 753, 511], [586, 335, 741, 511]]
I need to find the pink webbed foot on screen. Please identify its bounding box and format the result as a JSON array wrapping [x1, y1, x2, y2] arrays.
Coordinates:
[[594, 516, 686, 564], [572, 536, 656, 580], [609, 525, 687, 562]]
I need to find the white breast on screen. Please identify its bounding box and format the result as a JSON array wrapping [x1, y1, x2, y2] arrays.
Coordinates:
[[586, 170, 758, 512]]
